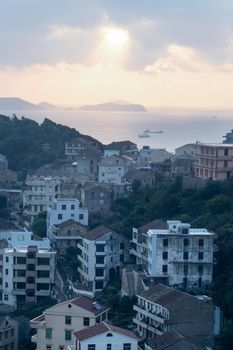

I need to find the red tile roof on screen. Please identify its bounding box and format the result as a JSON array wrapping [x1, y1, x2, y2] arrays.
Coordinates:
[[74, 321, 139, 341], [146, 331, 205, 349], [71, 296, 108, 315], [83, 225, 116, 240]]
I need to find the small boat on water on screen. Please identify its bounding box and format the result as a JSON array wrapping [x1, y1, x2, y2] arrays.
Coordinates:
[[138, 129, 164, 138]]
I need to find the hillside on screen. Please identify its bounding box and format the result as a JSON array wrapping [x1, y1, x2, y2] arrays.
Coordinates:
[[0, 114, 102, 174], [0, 97, 57, 111]]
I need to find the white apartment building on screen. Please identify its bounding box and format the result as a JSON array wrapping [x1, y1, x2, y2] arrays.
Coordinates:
[[30, 295, 109, 350], [136, 146, 173, 168], [24, 176, 61, 223], [78, 226, 129, 293], [0, 316, 19, 350], [1, 231, 55, 307], [98, 155, 133, 185], [67, 321, 139, 350], [47, 198, 88, 239], [132, 220, 215, 290]]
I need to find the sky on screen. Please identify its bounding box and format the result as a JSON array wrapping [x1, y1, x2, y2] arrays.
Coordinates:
[[0, 0, 233, 108]]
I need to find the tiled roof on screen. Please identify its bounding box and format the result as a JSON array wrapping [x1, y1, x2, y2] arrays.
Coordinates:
[[55, 219, 86, 229], [139, 284, 195, 309], [146, 331, 184, 349], [83, 182, 112, 192], [83, 225, 116, 240], [71, 296, 108, 315], [74, 321, 139, 341], [105, 141, 137, 149]]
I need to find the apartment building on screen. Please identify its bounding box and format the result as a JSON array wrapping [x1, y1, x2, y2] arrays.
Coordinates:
[[195, 143, 233, 181], [81, 182, 112, 214], [30, 295, 109, 350], [104, 140, 137, 158], [131, 220, 215, 290], [133, 283, 220, 347], [65, 137, 101, 162], [175, 144, 196, 158], [98, 155, 133, 185], [67, 321, 139, 350], [78, 226, 129, 293], [47, 198, 88, 238], [1, 231, 55, 307], [0, 316, 18, 350], [24, 176, 61, 223], [136, 147, 173, 168]]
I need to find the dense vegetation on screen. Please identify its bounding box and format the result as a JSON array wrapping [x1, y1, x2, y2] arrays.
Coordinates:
[[0, 114, 101, 177], [107, 177, 233, 348]]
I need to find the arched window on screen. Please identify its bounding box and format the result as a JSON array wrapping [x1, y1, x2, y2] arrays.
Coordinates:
[[106, 333, 113, 337]]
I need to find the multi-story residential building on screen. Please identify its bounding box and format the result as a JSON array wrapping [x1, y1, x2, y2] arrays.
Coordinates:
[[175, 144, 196, 158], [145, 330, 208, 350], [223, 129, 233, 144], [171, 153, 194, 178], [30, 295, 109, 350], [72, 148, 103, 176], [122, 168, 155, 189], [131, 220, 215, 290], [49, 219, 87, 255], [81, 182, 112, 214], [133, 284, 220, 348], [47, 198, 88, 238], [65, 137, 101, 162], [195, 143, 233, 181], [1, 231, 55, 307], [78, 226, 129, 293], [104, 140, 137, 158], [136, 146, 173, 168], [98, 155, 133, 185], [67, 321, 139, 350], [0, 316, 19, 350], [24, 176, 61, 223]]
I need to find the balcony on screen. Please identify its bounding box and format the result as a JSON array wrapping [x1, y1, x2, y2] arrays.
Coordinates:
[[36, 290, 50, 296], [13, 277, 26, 283], [36, 265, 50, 271], [31, 334, 38, 343], [95, 263, 105, 268], [133, 305, 165, 323], [13, 289, 26, 295], [133, 317, 163, 336], [30, 314, 46, 329]]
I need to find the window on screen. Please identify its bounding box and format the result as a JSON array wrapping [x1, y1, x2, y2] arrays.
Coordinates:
[[96, 256, 105, 264], [5, 269, 8, 275], [107, 345, 112, 350], [183, 277, 187, 288], [5, 282, 8, 288], [37, 258, 50, 265], [198, 265, 203, 274], [83, 317, 90, 326], [198, 252, 204, 260], [96, 316, 101, 324], [27, 277, 35, 284], [96, 244, 105, 252], [46, 346, 52, 350], [79, 214, 84, 220], [198, 239, 204, 247], [65, 330, 72, 341], [162, 265, 168, 273], [163, 239, 168, 247], [163, 252, 168, 260], [123, 344, 131, 350], [183, 252, 189, 260], [198, 277, 202, 288], [95, 268, 104, 277], [4, 294, 8, 301], [88, 345, 95, 350], [5, 257, 9, 263], [183, 265, 188, 275], [183, 238, 189, 247], [224, 160, 228, 168], [120, 242, 124, 250], [95, 281, 104, 289], [62, 204, 66, 210], [224, 148, 229, 156], [46, 328, 53, 340], [65, 315, 72, 325], [58, 213, 63, 220], [71, 204, 75, 210]]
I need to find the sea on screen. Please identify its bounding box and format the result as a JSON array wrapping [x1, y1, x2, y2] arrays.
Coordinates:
[[1, 108, 233, 152]]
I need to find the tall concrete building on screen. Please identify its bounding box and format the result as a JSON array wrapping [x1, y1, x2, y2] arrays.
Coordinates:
[[195, 143, 233, 181], [131, 220, 215, 290], [1, 231, 55, 307]]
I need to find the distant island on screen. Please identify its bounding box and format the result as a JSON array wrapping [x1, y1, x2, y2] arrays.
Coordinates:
[[0, 97, 57, 111], [80, 101, 147, 112]]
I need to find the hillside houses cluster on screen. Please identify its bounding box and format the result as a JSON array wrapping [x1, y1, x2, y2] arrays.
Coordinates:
[[1, 132, 233, 349]]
